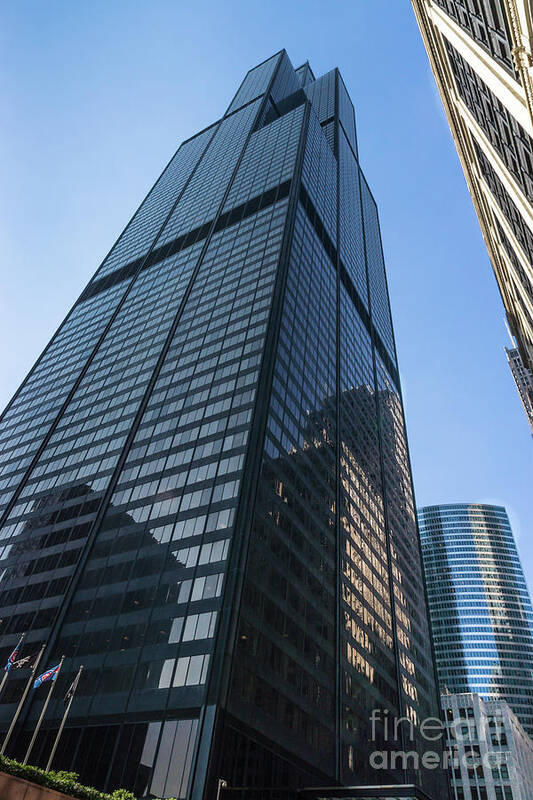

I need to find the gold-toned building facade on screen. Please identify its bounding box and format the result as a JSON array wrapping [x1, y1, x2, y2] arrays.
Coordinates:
[[412, 0, 533, 384]]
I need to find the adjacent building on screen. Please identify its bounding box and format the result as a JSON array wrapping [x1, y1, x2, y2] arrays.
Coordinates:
[[418, 503, 533, 737], [411, 0, 533, 430], [442, 692, 533, 800], [505, 346, 533, 434], [0, 52, 447, 798]]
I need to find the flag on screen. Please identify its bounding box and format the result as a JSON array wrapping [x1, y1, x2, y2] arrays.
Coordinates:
[[63, 680, 76, 705], [11, 651, 40, 670], [5, 636, 23, 672], [34, 663, 60, 689], [63, 670, 81, 705]]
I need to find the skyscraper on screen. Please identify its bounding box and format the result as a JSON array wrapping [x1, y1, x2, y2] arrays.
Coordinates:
[[0, 51, 446, 799], [411, 0, 533, 431], [441, 692, 533, 800], [418, 503, 533, 737], [505, 345, 533, 435]]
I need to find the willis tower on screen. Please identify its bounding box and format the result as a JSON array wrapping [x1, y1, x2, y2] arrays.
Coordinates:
[[0, 51, 445, 799]]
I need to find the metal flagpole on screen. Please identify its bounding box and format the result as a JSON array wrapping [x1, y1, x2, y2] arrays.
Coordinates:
[[0, 670, 9, 697], [1, 643, 45, 756], [45, 665, 82, 772], [24, 655, 64, 766]]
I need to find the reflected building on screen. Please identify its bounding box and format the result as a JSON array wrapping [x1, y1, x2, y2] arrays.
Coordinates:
[[418, 503, 533, 737], [0, 52, 445, 798]]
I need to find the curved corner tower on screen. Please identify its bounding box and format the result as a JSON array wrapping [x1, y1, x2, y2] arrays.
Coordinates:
[[419, 502, 533, 736]]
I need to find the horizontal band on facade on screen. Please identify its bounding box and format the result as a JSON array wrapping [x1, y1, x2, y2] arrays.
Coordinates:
[[79, 180, 292, 303], [78, 176, 398, 389]]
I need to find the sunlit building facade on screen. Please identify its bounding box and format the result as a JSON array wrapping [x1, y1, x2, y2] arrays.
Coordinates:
[[411, 0, 533, 429], [442, 692, 533, 800], [418, 503, 533, 737], [0, 52, 445, 798]]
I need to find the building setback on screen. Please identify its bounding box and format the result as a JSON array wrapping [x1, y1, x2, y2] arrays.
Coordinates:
[[418, 503, 533, 737], [411, 0, 533, 432], [0, 52, 446, 799]]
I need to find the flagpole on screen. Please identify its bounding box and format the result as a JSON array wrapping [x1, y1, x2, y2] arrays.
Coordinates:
[[45, 665, 82, 772], [23, 655, 64, 766], [1, 643, 45, 756]]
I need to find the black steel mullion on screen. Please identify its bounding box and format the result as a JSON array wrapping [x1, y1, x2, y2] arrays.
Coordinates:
[[358, 161, 408, 781], [333, 68, 342, 786]]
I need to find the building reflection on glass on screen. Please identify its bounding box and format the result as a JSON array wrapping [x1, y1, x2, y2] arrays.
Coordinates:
[[222, 381, 445, 797]]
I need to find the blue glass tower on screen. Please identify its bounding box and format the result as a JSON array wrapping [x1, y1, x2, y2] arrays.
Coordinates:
[[418, 503, 533, 737], [0, 52, 446, 798]]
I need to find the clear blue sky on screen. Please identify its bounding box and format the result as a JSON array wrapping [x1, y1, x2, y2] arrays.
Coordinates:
[[1, 1, 532, 589]]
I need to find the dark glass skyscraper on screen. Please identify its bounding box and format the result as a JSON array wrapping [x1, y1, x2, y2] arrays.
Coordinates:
[[419, 503, 533, 737], [0, 52, 445, 799]]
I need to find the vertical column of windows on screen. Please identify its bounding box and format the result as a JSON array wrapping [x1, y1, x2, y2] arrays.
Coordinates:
[[295, 63, 315, 89], [301, 112, 337, 243], [229, 207, 338, 777], [338, 287, 401, 785], [304, 71, 336, 125], [269, 51, 301, 106], [361, 177, 396, 364], [476, 143, 533, 262], [337, 75, 357, 154], [374, 355, 443, 796], [339, 128, 367, 307], [226, 53, 282, 114]]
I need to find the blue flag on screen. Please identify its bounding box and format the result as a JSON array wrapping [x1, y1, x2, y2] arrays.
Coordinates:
[[5, 636, 23, 672], [34, 663, 60, 689]]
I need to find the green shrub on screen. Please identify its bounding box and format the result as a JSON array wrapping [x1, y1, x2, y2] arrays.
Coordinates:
[[0, 755, 135, 800], [110, 790, 136, 800]]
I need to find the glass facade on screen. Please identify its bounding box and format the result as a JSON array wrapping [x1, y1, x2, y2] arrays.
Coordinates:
[[0, 51, 445, 799], [418, 504, 533, 736]]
